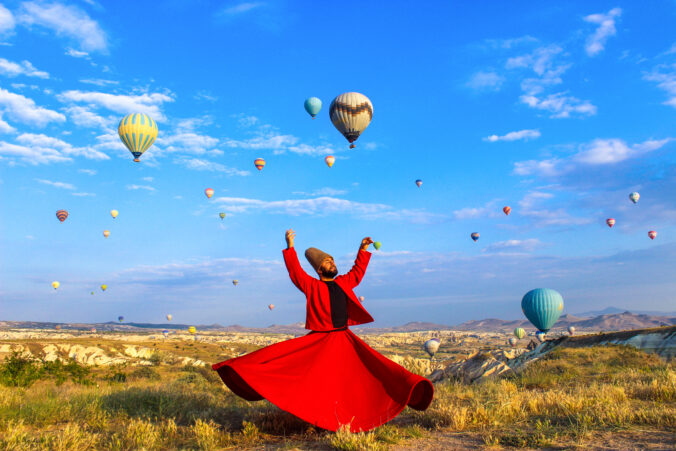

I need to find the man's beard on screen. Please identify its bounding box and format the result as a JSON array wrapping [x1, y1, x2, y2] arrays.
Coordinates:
[[321, 267, 338, 278]]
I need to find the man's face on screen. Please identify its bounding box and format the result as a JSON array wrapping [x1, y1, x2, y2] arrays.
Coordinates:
[[319, 257, 338, 278]]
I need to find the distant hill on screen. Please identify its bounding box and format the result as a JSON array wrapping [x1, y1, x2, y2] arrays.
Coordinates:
[[2, 312, 674, 334], [574, 306, 676, 317], [454, 311, 676, 332]]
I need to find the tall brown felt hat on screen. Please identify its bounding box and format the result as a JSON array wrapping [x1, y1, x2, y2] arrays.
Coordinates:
[[305, 247, 333, 272]]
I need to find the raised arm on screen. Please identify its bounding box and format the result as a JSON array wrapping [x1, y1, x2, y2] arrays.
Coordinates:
[[341, 237, 373, 288], [282, 229, 313, 293]]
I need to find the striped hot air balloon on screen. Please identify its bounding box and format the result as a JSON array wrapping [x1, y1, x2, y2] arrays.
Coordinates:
[[471, 232, 480, 242], [329, 92, 373, 149], [503, 206, 511, 216], [56, 210, 68, 223], [118, 113, 158, 162], [219, 212, 226, 220], [514, 327, 526, 339], [648, 230, 657, 240], [325, 155, 335, 168], [254, 158, 265, 171], [629, 192, 640, 204], [205, 188, 214, 199], [521, 288, 564, 333], [606, 218, 615, 228]]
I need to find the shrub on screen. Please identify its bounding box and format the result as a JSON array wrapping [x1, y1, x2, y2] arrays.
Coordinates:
[[0, 352, 42, 387], [129, 366, 161, 381]]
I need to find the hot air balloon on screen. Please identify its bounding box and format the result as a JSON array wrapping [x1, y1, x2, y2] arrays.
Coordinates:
[[205, 188, 214, 199], [325, 155, 335, 168], [415, 179, 423, 188], [103, 230, 110, 238], [118, 316, 124, 323], [232, 280, 238, 286], [629, 192, 640, 204], [219, 212, 226, 220], [423, 338, 441, 358], [166, 314, 172, 321], [56, 210, 68, 223], [55, 325, 61, 330], [568, 326, 576, 336], [52, 281, 60, 290], [359, 296, 365, 302], [503, 206, 511, 216], [471, 232, 480, 242], [521, 288, 564, 333], [373, 241, 382, 250], [90, 328, 97, 333], [91, 291, 94, 295], [606, 218, 615, 228], [101, 285, 107, 292], [304, 97, 322, 119], [118, 113, 158, 162], [163, 329, 169, 337], [188, 326, 196, 335], [508, 337, 518, 347], [110, 210, 118, 219], [535, 331, 546, 342], [268, 304, 275, 311], [329, 92, 373, 149], [648, 230, 657, 240], [514, 327, 526, 339], [254, 158, 265, 171]]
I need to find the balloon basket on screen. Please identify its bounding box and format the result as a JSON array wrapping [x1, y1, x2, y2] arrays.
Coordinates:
[[349, 144, 355, 149], [133, 158, 140, 163]]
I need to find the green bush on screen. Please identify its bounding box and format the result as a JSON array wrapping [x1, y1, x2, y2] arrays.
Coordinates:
[[0, 352, 41, 387], [129, 366, 161, 381]]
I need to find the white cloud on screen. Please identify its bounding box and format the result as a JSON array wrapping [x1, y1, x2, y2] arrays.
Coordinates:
[[126, 184, 155, 192], [212, 195, 443, 223], [513, 137, 671, 177], [483, 35, 538, 50], [280, 143, 335, 156], [0, 58, 49, 78], [36, 178, 75, 189], [453, 201, 499, 220], [18, 1, 107, 52], [72, 191, 95, 196], [506, 44, 563, 76], [466, 70, 505, 91], [583, 8, 621, 57], [483, 129, 540, 142], [161, 132, 220, 154], [177, 157, 250, 176], [0, 4, 15, 36], [513, 158, 563, 177], [141, 176, 153, 182], [16, 132, 109, 160], [65, 48, 88, 58], [0, 88, 65, 126], [573, 138, 670, 165], [224, 133, 297, 150], [0, 140, 70, 164], [644, 64, 676, 109], [194, 90, 218, 102], [64, 105, 109, 128], [0, 115, 15, 133], [220, 2, 265, 15], [517, 191, 592, 227], [483, 238, 542, 253], [57, 90, 173, 121], [79, 78, 118, 86], [293, 187, 348, 197], [520, 93, 597, 118], [232, 113, 258, 127], [78, 168, 97, 175]]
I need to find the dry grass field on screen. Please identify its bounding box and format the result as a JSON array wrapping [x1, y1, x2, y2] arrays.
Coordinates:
[[0, 330, 673, 450]]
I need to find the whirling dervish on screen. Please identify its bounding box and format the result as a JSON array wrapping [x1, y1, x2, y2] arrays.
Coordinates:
[[213, 230, 433, 432]]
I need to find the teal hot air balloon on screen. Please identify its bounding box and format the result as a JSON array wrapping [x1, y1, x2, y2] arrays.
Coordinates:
[[304, 97, 322, 119], [521, 288, 564, 332]]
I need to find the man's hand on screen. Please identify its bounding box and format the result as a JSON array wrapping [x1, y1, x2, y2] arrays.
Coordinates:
[[360, 237, 374, 251], [286, 229, 296, 249]]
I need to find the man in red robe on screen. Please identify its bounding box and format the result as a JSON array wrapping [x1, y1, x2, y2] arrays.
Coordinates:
[[213, 230, 434, 432]]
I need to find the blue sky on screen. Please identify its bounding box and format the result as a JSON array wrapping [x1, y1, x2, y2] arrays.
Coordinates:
[[0, 1, 674, 327]]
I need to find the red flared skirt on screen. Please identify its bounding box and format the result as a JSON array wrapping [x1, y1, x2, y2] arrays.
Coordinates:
[[212, 328, 434, 432]]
